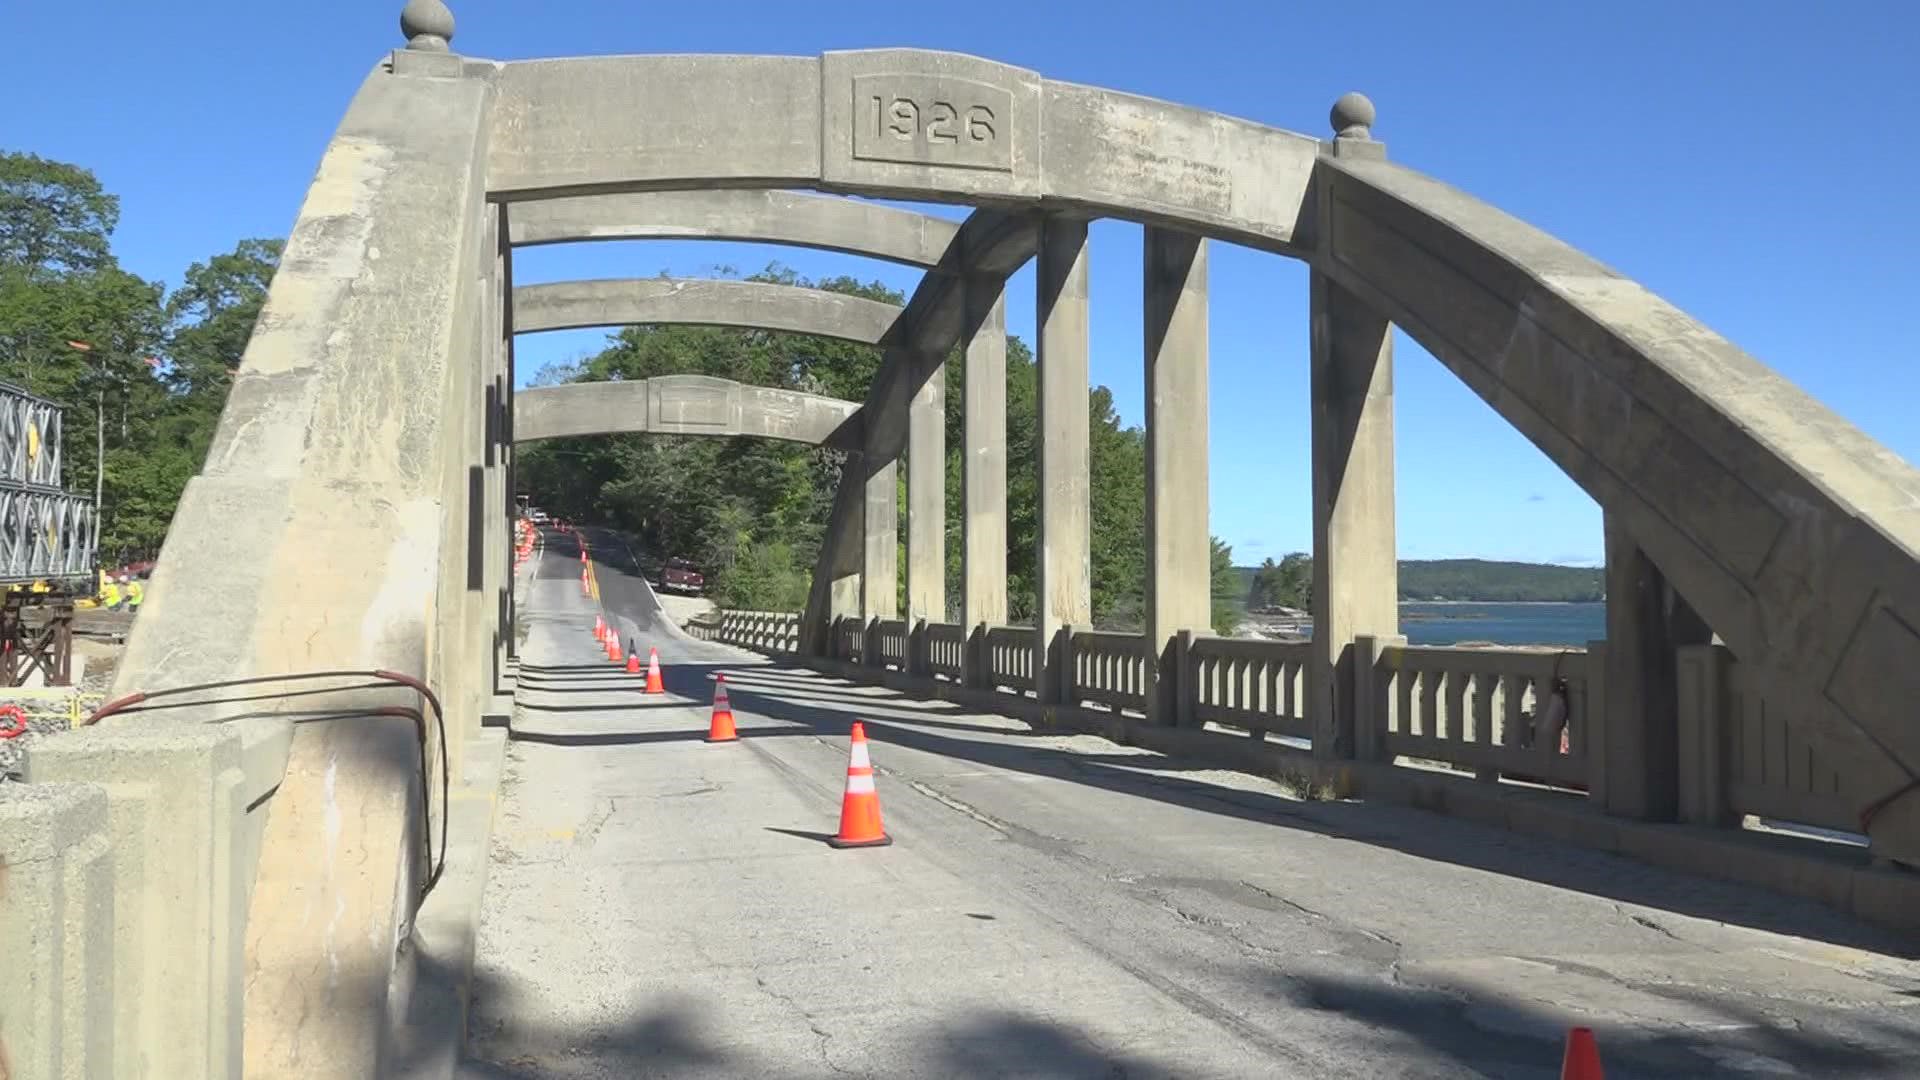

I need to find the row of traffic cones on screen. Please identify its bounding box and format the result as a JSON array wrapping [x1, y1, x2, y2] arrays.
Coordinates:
[[583, 607, 889, 848], [593, 616, 666, 694]]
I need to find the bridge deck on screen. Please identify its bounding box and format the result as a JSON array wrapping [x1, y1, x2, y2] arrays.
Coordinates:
[[463, 534, 1920, 1079]]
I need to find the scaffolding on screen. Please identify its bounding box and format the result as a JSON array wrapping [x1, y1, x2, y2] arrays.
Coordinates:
[[0, 382, 97, 685]]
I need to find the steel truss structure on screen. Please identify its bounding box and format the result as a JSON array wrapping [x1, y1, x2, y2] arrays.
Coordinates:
[[0, 486, 98, 586], [0, 382, 65, 489]]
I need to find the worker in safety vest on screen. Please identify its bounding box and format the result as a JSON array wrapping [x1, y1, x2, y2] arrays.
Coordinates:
[[126, 577, 145, 611], [100, 574, 122, 610]]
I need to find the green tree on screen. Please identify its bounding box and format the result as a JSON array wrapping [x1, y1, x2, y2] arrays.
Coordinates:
[[1209, 536, 1239, 634]]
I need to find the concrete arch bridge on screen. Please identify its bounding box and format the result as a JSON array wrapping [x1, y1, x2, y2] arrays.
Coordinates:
[[8, 6, 1920, 1077]]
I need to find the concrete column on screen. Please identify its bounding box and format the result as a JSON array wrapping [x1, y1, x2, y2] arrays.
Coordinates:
[[862, 458, 899, 620], [1308, 262, 1397, 758], [1602, 514, 1711, 821], [1309, 99, 1399, 760], [1035, 217, 1092, 702], [963, 279, 1008, 633], [1143, 228, 1212, 724], [498, 205, 518, 665], [907, 360, 946, 624]]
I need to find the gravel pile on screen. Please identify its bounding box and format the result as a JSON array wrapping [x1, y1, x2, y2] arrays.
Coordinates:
[[0, 706, 75, 782]]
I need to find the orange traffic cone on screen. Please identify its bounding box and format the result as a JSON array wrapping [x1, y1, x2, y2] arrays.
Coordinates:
[[705, 675, 738, 743], [607, 636, 623, 663], [829, 722, 891, 848], [643, 647, 665, 694], [1560, 1027, 1603, 1080], [625, 644, 641, 675], [594, 614, 605, 638]]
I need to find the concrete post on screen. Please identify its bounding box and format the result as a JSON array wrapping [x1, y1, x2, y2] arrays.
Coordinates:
[[1174, 630, 1197, 729], [907, 357, 946, 625], [1035, 216, 1092, 704], [963, 279, 1008, 631], [0, 783, 115, 1079], [1309, 98, 1397, 760], [1675, 643, 1735, 827], [1602, 515, 1712, 821], [498, 204, 519, 666], [23, 723, 260, 1080], [1351, 634, 1405, 761], [1143, 228, 1212, 725], [862, 459, 899, 620]]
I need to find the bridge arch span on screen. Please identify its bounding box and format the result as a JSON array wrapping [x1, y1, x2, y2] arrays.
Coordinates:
[[512, 276, 904, 345], [508, 190, 962, 269], [515, 374, 859, 446]]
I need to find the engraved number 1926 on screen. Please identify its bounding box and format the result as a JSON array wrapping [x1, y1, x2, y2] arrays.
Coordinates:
[[871, 95, 996, 145]]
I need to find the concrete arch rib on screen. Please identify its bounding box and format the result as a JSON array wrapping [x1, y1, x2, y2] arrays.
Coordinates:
[[516, 375, 859, 445], [512, 277, 904, 344], [484, 50, 1321, 256], [508, 190, 961, 269], [1318, 156, 1920, 838]]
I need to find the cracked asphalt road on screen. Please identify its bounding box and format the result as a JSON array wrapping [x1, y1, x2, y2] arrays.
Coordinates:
[[461, 529, 1920, 1078]]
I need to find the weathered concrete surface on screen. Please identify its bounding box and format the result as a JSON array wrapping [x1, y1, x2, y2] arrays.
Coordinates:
[[961, 280, 1008, 630], [1142, 227, 1210, 722], [514, 375, 859, 446], [507, 190, 961, 268], [1034, 216, 1091, 702], [1309, 141, 1399, 760], [862, 460, 898, 620], [485, 50, 1321, 255], [0, 782, 114, 1079], [1320, 156, 1920, 860], [465, 549, 1920, 1078], [906, 359, 945, 624], [100, 55, 496, 1076], [511, 277, 904, 344]]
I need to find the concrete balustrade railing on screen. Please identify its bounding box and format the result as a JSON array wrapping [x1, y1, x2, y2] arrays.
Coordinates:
[[1068, 629, 1151, 713], [1180, 633, 1313, 742], [1366, 640, 1598, 791], [984, 625, 1036, 694], [923, 622, 968, 681], [705, 611, 1873, 852]]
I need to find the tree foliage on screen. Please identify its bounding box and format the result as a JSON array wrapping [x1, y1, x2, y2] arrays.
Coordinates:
[[0, 150, 277, 562]]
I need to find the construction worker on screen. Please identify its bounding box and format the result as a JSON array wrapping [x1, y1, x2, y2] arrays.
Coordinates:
[[126, 576, 145, 611], [100, 573, 122, 611]]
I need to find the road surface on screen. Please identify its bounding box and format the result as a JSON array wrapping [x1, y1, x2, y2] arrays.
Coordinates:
[[462, 527, 1920, 1078]]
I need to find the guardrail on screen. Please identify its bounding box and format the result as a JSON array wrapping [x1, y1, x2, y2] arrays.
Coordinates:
[[925, 621, 967, 681], [1069, 629, 1149, 713], [1369, 642, 1593, 789], [699, 613, 1854, 844], [1183, 633, 1312, 741]]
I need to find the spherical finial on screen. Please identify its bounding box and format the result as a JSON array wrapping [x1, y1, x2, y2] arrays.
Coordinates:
[[1330, 92, 1376, 140], [400, 0, 455, 51]]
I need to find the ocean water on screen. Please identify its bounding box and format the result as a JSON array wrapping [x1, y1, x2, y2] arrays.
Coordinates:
[[1399, 602, 1605, 647]]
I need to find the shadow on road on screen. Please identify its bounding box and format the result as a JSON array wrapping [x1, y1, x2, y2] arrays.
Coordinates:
[[625, 655, 1918, 961]]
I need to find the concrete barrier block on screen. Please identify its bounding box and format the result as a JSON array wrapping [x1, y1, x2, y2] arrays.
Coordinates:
[[0, 782, 116, 1079], [1849, 863, 1920, 935], [23, 722, 249, 1080]]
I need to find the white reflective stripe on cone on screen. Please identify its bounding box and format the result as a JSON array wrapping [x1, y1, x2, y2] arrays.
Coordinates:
[[849, 742, 872, 769], [845, 773, 876, 795]]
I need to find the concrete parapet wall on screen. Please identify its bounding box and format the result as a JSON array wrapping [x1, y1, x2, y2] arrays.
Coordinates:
[[0, 783, 115, 1079], [19, 719, 286, 1080]]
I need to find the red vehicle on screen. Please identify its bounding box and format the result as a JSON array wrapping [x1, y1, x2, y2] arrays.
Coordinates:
[[659, 557, 705, 595]]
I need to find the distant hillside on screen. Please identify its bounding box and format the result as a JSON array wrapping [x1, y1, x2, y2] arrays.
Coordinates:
[[1231, 558, 1604, 605]]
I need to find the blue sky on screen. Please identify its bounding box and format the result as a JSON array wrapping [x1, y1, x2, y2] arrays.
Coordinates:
[[6, 2, 1915, 567]]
